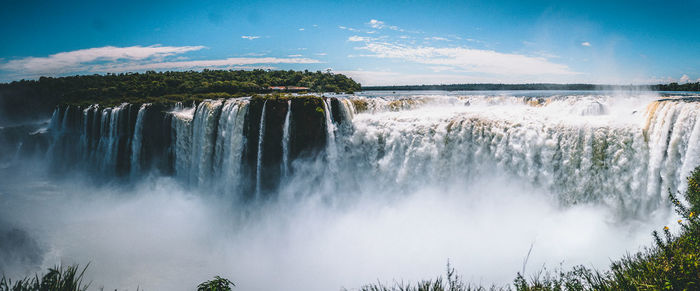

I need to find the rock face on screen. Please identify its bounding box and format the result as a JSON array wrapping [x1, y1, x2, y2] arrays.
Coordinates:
[[0, 122, 50, 165], [44, 96, 353, 199], [241, 96, 330, 197]]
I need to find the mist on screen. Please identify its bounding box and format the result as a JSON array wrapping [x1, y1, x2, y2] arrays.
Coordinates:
[[0, 158, 670, 291]]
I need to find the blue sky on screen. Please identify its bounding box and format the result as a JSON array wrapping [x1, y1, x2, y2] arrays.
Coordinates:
[[1, 0, 698, 85]]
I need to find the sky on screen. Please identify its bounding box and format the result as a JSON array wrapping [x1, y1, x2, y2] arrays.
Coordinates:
[[0, 0, 699, 85]]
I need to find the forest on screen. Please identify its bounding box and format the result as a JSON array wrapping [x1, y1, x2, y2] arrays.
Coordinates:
[[0, 69, 361, 124]]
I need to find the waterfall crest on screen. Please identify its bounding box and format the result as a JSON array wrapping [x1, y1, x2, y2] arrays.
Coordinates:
[[42, 93, 700, 215]]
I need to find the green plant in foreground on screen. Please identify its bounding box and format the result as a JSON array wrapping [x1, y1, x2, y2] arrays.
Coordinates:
[[0, 264, 90, 291], [197, 276, 235, 291], [355, 262, 504, 291]]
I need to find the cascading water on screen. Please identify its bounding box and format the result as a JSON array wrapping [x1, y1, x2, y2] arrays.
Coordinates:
[[255, 100, 268, 199], [322, 98, 338, 173], [190, 100, 224, 186], [282, 100, 292, 178], [172, 105, 196, 181], [214, 99, 248, 192], [130, 103, 149, 178], [39, 92, 700, 216], [105, 104, 126, 174]]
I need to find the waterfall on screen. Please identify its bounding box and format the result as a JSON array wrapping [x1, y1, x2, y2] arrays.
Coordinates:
[[255, 100, 268, 198], [214, 99, 248, 192], [80, 105, 91, 155], [88, 105, 101, 163], [95, 108, 110, 171], [341, 95, 700, 215], [170, 99, 249, 192], [282, 100, 292, 177], [41, 94, 700, 213], [322, 98, 338, 172], [190, 100, 223, 186], [130, 103, 150, 178], [340, 99, 356, 120], [172, 104, 196, 181]]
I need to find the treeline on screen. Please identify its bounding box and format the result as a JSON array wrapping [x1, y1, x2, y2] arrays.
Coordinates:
[[0, 69, 361, 124], [363, 82, 700, 91], [656, 82, 700, 91]]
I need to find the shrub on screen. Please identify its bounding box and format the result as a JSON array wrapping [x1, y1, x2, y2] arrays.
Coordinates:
[[197, 276, 235, 291]]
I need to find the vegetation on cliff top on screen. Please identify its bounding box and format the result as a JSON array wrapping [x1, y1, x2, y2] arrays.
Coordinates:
[[0, 69, 361, 123]]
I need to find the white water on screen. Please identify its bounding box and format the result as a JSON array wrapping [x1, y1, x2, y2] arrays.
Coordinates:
[[5, 91, 700, 290], [322, 98, 338, 173], [130, 104, 149, 178], [190, 100, 223, 186], [172, 105, 196, 182], [334, 93, 700, 216], [214, 99, 248, 193], [255, 100, 267, 199], [282, 100, 292, 177], [42, 92, 700, 210]]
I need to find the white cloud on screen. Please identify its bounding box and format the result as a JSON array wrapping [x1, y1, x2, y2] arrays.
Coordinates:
[[679, 74, 690, 83], [241, 35, 260, 40], [425, 36, 450, 41], [288, 54, 302, 57], [0, 45, 205, 74], [367, 19, 403, 31], [338, 26, 360, 32], [368, 19, 385, 29], [298, 28, 305, 31], [429, 66, 456, 72], [0, 45, 321, 80], [533, 51, 560, 59], [315, 53, 328, 56], [338, 70, 508, 86], [581, 41, 592, 47], [88, 57, 320, 73], [348, 36, 370, 42], [354, 41, 578, 76]]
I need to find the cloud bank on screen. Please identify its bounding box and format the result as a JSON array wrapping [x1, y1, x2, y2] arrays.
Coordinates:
[[0, 45, 320, 81], [354, 40, 579, 77]]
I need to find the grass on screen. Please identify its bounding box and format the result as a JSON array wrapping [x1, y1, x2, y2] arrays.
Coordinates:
[[355, 262, 505, 291], [0, 264, 90, 291]]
